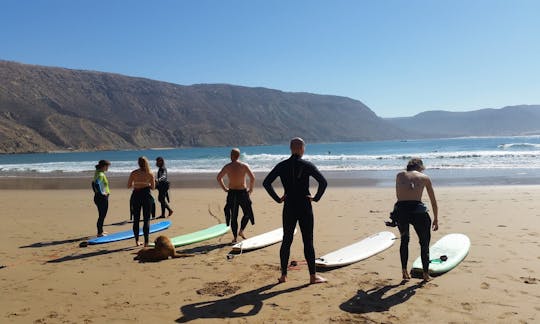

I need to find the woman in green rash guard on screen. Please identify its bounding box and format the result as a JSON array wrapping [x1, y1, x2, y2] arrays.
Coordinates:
[[92, 160, 111, 237]]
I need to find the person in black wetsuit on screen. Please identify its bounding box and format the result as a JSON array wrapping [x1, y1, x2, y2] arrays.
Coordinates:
[[127, 156, 156, 247], [263, 137, 328, 284], [156, 157, 173, 218], [392, 158, 439, 282], [217, 148, 255, 243]]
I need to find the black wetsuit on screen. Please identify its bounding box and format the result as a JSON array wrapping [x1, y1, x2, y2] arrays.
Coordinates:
[[131, 187, 153, 245], [263, 154, 327, 276], [392, 201, 432, 273], [224, 189, 254, 238], [156, 167, 171, 217]]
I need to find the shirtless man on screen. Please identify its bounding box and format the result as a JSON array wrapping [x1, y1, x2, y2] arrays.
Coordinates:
[[217, 148, 256, 243], [393, 158, 439, 282]]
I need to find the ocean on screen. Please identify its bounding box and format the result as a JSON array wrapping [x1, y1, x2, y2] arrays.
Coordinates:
[[1, 136, 540, 186]]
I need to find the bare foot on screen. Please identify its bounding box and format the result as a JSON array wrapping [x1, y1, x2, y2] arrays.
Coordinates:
[[402, 269, 411, 281], [97, 233, 105, 237], [238, 231, 246, 239], [278, 275, 287, 283], [422, 272, 432, 282], [168, 210, 174, 217], [136, 242, 143, 246], [144, 243, 149, 247], [231, 238, 237, 244], [310, 274, 327, 284]]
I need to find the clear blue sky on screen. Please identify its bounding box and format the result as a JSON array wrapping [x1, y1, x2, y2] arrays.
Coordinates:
[[1, 0, 539, 117]]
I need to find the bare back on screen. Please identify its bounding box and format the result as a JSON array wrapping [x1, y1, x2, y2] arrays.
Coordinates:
[[396, 170, 438, 220], [128, 169, 156, 190], [217, 161, 255, 191]]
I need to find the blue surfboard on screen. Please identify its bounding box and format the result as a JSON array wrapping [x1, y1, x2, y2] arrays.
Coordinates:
[[88, 220, 171, 245]]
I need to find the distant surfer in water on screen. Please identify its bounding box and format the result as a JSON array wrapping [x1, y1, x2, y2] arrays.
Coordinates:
[[128, 156, 156, 247], [263, 137, 328, 284], [392, 158, 439, 282], [92, 160, 111, 237], [217, 148, 256, 243]]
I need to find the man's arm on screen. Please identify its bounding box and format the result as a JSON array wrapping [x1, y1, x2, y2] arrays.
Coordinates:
[[245, 164, 255, 194], [263, 165, 282, 203], [309, 164, 327, 202], [216, 165, 229, 192], [424, 176, 438, 231]]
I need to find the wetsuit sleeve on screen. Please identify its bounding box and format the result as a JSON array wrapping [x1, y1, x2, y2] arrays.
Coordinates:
[[309, 164, 327, 202], [263, 164, 282, 203]]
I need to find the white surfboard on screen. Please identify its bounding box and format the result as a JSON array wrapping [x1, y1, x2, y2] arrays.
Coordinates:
[[315, 231, 396, 267], [232, 227, 297, 252], [411, 233, 470, 275]]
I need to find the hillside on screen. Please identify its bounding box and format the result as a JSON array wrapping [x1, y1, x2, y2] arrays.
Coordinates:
[[0, 60, 407, 153], [385, 105, 540, 137]]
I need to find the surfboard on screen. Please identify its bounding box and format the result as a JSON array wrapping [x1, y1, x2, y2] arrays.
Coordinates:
[[411, 233, 470, 275], [156, 223, 229, 247], [231, 227, 297, 252], [315, 231, 396, 268], [88, 220, 171, 245]]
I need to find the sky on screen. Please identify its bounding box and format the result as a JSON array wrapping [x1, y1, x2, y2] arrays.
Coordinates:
[[1, 0, 539, 117]]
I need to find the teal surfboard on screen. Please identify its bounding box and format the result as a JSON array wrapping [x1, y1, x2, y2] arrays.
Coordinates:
[[156, 224, 229, 247], [88, 220, 171, 245], [411, 233, 470, 275]]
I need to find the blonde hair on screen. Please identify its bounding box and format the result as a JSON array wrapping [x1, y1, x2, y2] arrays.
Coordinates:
[[138, 156, 152, 175]]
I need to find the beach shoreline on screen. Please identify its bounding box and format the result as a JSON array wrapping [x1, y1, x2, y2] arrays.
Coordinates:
[[2, 168, 540, 190]]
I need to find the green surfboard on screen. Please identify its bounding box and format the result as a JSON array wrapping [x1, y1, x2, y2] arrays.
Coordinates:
[[412, 233, 470, 276], [152, 223, 229, 247]]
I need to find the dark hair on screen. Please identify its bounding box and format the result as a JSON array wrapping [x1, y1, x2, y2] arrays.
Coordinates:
[[95, 160, 111, 170], [406, 158, 425, 172]]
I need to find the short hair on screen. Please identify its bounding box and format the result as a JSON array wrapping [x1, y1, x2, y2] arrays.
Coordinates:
[[290, 137, 305, 151], [230, 148, 240, 160], [406, 158, 425, 171]]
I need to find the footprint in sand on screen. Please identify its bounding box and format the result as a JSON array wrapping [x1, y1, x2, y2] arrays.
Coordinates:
[[461, 302, 473, 311], [480, 282, 490, 289], [520, 277, 538, 284]]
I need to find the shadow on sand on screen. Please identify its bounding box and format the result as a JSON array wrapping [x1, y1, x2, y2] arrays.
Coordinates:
[[20, 236, 90, 249], [177, 242, 231, 255], [175, 283, 308, 322], [46, 246, 137, 263], [340, 281, 424, 314]]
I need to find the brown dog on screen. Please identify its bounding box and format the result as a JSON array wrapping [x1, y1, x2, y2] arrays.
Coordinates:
[[134, 235, 193, 262]]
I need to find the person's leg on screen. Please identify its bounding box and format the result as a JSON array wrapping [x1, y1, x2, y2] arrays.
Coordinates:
[[298, 208, 326, 284], [229, 192, 239, 242], [95, 196, 108, 236], [279, 209, 297, 283], [238, 191, 254, 239], [132, 193, 143, 246], [158, 189, 166, 217], [412, 213, 432, 281], [164, 189, 173, 216], [142, 193, 152, 246], [397, 216, 411, 280]]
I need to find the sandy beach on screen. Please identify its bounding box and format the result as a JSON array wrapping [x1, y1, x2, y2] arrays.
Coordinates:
[[0, 176, 539, 323]]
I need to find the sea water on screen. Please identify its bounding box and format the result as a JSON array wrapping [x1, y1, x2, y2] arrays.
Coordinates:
[[1, 136, 540, 185]]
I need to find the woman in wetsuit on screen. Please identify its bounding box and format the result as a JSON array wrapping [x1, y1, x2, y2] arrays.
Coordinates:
[[93, 160, 111, 237], [127, 156, 156, 246], [393, 158, 439, 282], [155, 157, 173, 218]]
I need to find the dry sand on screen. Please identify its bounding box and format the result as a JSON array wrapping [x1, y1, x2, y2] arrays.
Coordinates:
[[0, 179, 539, 323]]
